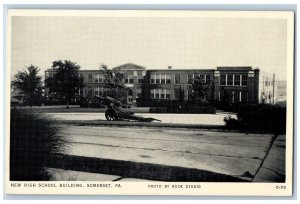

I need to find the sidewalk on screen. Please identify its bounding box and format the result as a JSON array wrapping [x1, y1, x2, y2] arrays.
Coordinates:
[[45, 125, 284, 182], [253, 134, 286, 182]]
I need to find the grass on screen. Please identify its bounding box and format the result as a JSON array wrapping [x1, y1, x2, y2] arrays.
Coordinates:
[[10, 108, 69, 181], [17, 106, 150, 113]]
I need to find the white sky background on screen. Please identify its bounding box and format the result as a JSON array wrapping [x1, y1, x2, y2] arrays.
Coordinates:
[[11, 16, 287, 80]]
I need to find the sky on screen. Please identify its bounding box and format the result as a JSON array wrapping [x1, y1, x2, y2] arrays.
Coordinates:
[[11, 15, 288, 80]]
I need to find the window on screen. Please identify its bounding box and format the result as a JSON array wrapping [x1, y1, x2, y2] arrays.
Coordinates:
[[151, 89, 171, 99], [233, 91, 240, 103], [99, 75, 104, 83], [174, 74, 180, 84], [206, 75, 211, 83], [138, 76, 144, 84], [199, 74, 205, 81], [88, 86, 92, 96], [234, 75, 240, 86], [166, 90, 171, 99], [160, 89, 165, 99], [94, 87, 100, 96], [241, 91, 248, 102], [166, 74, 171, 84], [124, 75, 134, 84], [156, 74, 160, 84], [174, 88, 180, 99], [242, 75, 248, 86], [155, 92, 159, 99], [220, 75, 226, 85], [161, 77, 165, 84], [102, 87, 109, 96], [88, 74, 93, 82], [227, 75, 233, 86], [150, 89, 155, 99], [150, 75, 155, 84], [95, 74, 103, 83], [79, 88, 83, 95], [188, 74, 194, 84]]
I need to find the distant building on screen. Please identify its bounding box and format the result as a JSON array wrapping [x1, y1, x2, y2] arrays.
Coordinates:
[[44, 63, 260, 106], [11, 88, 24, 106], [260, 74, 287, 106]]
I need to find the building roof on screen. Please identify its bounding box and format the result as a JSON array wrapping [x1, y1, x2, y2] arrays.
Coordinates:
[[217, 66, 253, 71], [147, 69, 215, 72], [112, 63, 146, 71]]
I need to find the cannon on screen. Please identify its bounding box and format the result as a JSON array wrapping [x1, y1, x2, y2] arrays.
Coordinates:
[[94, 96, 161, 122]]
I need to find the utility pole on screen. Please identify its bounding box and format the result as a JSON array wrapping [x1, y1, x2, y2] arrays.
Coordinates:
[[272, 73, 275, 105]]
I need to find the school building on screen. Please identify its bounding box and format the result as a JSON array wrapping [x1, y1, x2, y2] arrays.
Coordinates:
[[44, 63, 260, 106]]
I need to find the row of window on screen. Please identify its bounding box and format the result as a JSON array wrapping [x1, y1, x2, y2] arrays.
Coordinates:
[[150, 74, 172, 84], [150, 74, 212, 85], [62, 73, 248, 87], [79, 86, 249, 103], [150, 89, 171, 99], [79, 73, 145, 84], [219, 90, 248, 103], [79, 87, 144, 97], [220, 74, 248, 86], [48, 72, 251, 88], [78, 87, 110, 96], [187, 74, 211, 84], [124, 76, 144, 84]]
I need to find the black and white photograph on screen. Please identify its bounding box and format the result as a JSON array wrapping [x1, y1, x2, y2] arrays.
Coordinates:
[[5, 9, 294, 196]]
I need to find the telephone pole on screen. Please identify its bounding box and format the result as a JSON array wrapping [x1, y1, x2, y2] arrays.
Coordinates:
[[272, 73, 275, 105]]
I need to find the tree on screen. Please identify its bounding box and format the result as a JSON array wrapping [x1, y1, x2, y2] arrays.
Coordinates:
[[45, 60, 84, 109], [189, 76, 212, 107], [99, 64, 129, 104], [12, 65, 43, 107]]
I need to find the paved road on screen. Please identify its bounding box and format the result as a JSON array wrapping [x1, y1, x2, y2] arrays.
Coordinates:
[[53, 125, 284, 181], [48, 112, 236, 125]]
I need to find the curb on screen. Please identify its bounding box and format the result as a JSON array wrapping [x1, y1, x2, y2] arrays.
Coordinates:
[[55, 120, 227, 130]]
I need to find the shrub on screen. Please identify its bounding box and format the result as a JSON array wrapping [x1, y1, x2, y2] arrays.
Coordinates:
[[149, 107, 167, 113], [224, 104, 286, 134], [79, 98, 106, 108], [10, 108, 69, 181], [149, 104, 216, 114]]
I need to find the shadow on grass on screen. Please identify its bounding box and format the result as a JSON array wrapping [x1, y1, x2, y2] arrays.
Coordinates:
[[47, 154, 249, 182], [10, 108, 69, 181]]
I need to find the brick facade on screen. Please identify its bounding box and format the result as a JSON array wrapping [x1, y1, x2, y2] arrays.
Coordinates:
[[45, 63, 259, 106]]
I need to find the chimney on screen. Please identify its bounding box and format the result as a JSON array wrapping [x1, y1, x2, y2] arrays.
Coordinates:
[[168, 66, 172, 69]]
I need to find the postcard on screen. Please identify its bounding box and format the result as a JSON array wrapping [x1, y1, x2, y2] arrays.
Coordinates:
[[5, 9, 294, 196]]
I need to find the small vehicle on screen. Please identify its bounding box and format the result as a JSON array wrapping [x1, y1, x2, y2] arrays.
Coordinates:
[[95, 96, 161, 122]]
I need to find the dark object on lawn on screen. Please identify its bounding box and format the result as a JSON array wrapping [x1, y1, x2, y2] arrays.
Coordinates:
[[10, 108, 68, 181], [95, 96, 161, 122]]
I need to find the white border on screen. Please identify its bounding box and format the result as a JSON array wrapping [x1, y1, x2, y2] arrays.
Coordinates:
[[3, 8, 295, 197]]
